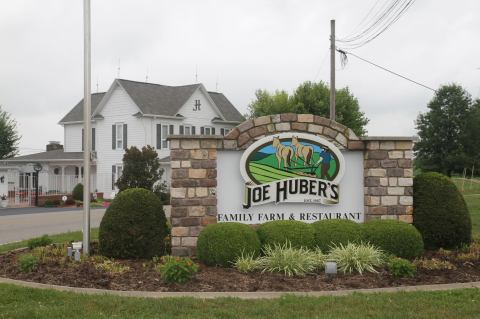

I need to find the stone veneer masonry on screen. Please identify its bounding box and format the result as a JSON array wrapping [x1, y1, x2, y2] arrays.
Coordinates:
[[168, 114, 414, 256]]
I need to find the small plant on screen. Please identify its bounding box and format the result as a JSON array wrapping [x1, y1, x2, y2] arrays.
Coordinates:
[[155, 256, 198, 284], [17, 254, 39, 273], [387, 257, 416, 278], [328, 242, 384, 274], [32, 244, 67, 264], [415, 258, 457, 271], [257, 242, 319, 277], [456, 252, 479, 262], [27, 235, 53, 249], [94, 259, 130, 274], [233, 252, 261, 273], [437, 248, 453, 259]]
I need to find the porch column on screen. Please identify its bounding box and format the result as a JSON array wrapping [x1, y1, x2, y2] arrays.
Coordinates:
[[61, 166, 65, 193]]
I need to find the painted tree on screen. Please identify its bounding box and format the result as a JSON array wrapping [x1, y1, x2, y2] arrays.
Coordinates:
[[0, 106, 20, 159], [414, 84, 479, 176], [116, 145, 165, 193], [246, 81, 369, 136]]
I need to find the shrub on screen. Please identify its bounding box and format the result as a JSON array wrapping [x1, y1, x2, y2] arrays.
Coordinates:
[[234, 253, 261, 273], [256, 220, 315, 249], [27, 235, 53, 249], [387, 257, 416, 278], [99, 188, 168, 259], [72, 183, 84, 201], [413, 172, 472, 249], [362, 220, 424, 259], [17, 254, 38, 273], [328, 242, 384, 274], [155, 256, 198, 284], [257, 242, 321, 277], [197, 223, 260, 267], [312, 219, 363, 252]]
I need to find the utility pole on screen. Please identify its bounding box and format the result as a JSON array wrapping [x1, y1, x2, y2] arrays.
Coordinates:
[[330, 19, 336, 121], [82, 0, 91, 256]]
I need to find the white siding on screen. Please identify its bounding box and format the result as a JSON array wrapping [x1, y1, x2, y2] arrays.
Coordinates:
[[95, 86, 145, 197], [64, 124, 83, 152], [176, 87, 237, 135]]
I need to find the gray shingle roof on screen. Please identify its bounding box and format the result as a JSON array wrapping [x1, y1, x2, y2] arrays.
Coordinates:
[[208, 91, 245, 122], [59, 79, 244, 123], [5, 150, 84, 162], [59, 92, 106, 123]]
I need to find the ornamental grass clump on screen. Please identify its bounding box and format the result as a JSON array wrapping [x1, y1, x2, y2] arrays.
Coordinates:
[[328, 242, 384, 274], [233, 252, 261, 273], [94, 259, 130, 274], [257, 242, 322, 277]]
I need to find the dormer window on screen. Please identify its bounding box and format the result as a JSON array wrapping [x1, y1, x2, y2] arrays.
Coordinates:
[[193, 99, 201, 111]]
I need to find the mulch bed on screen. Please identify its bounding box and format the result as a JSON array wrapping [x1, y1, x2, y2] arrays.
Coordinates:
[[0, 249, 479, 292]]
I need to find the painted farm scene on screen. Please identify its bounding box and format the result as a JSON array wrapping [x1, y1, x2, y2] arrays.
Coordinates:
[[246, 136, 339, 184]]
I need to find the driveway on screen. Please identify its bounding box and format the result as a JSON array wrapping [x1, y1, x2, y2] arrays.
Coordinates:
[[0, 207, 105, 244]]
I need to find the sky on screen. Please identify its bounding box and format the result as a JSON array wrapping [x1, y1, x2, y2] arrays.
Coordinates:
[[1, 0, 479, 155]]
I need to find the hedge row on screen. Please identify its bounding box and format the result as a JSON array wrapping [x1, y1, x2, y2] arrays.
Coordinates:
[[197, 219, 425, 266]]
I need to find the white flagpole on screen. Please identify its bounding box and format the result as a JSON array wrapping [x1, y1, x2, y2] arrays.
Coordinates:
[[82, 0, 91, 255]]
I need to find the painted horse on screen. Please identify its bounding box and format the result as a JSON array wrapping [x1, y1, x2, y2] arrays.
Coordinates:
[[291, 136, 313, 166], [272, 137, 294, 169]]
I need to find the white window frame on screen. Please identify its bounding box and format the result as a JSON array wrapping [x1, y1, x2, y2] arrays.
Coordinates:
[[204, 126, 213, 135], [115, 123, 124, 149], [113, 164, 123, 190], [161, 124, 169, 149], [183, 124, 192, 135]]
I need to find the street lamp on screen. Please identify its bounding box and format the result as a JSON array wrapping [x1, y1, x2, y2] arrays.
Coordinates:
[[33, 163, 42, 206]]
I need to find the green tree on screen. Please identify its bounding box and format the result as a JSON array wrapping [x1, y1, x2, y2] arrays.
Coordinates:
[[246, 81, 369, 136], [414, 84, 477, 176], [0, 106, 20, 159], [116, 145, 164, 192]]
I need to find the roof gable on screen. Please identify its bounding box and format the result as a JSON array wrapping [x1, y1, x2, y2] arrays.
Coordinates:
[[59, 92, 105, 124]]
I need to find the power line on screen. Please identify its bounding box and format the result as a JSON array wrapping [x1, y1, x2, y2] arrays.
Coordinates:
[[338, 49, 436, 92], [337, 0, 416, 50]]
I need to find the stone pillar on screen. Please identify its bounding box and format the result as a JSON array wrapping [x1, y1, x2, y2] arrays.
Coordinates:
[[363, 138, 414, 223], [169, 136, 221, 256]]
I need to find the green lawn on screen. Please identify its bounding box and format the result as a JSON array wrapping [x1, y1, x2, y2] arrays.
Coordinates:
[[453, 178, 480, 237], [0, 228, 99, 254], [0, 283, 478, 319]]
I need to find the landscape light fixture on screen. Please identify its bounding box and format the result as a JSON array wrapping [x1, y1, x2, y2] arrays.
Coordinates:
[[325, 261, 337, 278], [33, 163, 42, 206]]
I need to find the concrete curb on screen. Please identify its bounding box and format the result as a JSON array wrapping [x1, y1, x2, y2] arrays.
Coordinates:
[[1, 277, 479, 299]]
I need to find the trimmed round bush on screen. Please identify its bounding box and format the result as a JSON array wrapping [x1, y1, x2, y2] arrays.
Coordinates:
[[362, 219, 424, 259], [99, 188, 168, 259], [256, 220, 315, 249], [72, 183, 83, 201], [197, 222, 260, 267], [312, 219, 363, 252], [413, 172, 472, 249]]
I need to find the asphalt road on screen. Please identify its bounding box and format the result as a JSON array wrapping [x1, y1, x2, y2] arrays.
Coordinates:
[[0, 207, 105, 244]]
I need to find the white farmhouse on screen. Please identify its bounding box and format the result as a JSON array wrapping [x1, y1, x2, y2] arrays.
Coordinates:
[[0, 79, 244, 205]]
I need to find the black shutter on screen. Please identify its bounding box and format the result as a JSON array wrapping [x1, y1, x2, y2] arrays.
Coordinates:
[[200, 127, 204, 135], [192, 126, 196, 135], [92, 128, 96, 151], [169, 124, 174, 135], [75, 167, 79, 176], [212, 127, 216, 135], [112, 165, 116, 190], [123, 124, 127, 149], [82, 128, 84, 151], [112, 125, 116, 150], [220, 128, 225, 136], [179, 125, 184, 135], [156, 124, 161, 149]]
